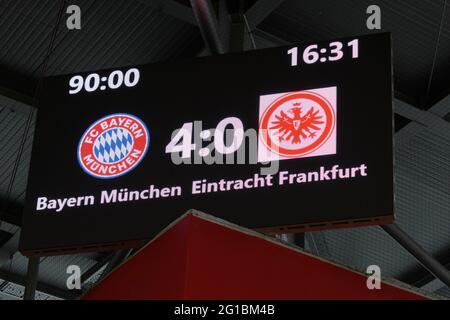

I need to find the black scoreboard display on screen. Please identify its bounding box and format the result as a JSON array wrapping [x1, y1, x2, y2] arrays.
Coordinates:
[[20, 33, 394, 255]]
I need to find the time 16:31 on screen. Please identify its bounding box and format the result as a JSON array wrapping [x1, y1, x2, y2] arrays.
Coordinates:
[[287, 39, 359, 66]]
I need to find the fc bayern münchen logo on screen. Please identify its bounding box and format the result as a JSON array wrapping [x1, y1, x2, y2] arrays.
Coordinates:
[[258, 88, 337, 161], [78, 113, 149, 179]]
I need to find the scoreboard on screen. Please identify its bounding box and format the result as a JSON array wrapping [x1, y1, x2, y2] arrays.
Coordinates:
[[20, 33, 394, 255]]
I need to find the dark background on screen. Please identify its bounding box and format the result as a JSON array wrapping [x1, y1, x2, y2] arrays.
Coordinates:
[[19, 33, 393, 254]]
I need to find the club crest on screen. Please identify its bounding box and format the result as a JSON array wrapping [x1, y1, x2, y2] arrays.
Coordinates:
[[258, 88, 337, 161], [78, 113, 149, 179]]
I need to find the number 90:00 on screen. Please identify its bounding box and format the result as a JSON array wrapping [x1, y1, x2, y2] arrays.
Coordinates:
[[69, 68, 140, 94]]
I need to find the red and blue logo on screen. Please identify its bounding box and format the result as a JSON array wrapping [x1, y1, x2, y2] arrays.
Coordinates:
[[78, 113, 149, 179]]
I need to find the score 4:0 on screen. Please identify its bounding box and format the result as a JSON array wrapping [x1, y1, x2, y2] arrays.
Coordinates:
[[165, 117, 244, 159]]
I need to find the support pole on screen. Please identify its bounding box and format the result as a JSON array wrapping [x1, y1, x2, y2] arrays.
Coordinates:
[[23, 256, 40, 300], [190, 0, 225, 54], [382, 223, 450, 288]]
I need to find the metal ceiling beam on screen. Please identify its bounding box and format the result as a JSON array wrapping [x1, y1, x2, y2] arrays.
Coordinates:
[[394, 95, 450, 150], [428, 94, 450, 118], [141, 0, 286, 34], [140, 0, 229, 54], [190, 0, 225, 54], [394, 98, 450, 141], [245, 0, 287, 30], [141, 0, 286, 54], [400, 246, 450, 288], [382, 224, 450, 289]]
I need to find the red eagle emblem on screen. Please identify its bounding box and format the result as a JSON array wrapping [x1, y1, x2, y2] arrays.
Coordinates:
[[258, 89, 336, 160], [270, 103, 324, 144]]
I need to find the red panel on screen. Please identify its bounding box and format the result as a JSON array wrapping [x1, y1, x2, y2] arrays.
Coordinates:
[[83, 213, 428, 300], [83, 216, 191, 300], [184, 215, 426, 300]]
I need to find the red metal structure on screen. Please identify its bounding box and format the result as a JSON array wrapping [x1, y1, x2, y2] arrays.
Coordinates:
[[83, 211, 429, 300]]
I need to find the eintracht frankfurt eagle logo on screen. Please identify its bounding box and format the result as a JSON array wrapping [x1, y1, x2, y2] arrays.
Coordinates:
[[78, 113, 149, 179], [258, 87, 337, 162]]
